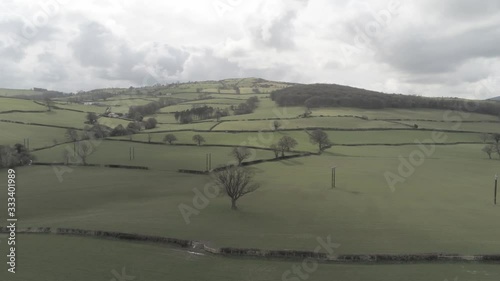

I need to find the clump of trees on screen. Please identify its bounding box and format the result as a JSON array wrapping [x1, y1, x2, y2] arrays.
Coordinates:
[[0, 144, 35, 168], [128, 98, 177, 121], [233, 96, 259, 115], [174, 106, 227, 124], [270, 84, 500, 116], [213, 166, 260, 210], [143, 117, 158, 129], [85, 112, 99, 125]]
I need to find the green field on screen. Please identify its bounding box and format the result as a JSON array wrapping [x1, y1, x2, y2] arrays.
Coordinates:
[[1, 81, 499, 280], [0, 122, 70, 148], [33, 140, 276, 170], [0, 97, 47, 111]]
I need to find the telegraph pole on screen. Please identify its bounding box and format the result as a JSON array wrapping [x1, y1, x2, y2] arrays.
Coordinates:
[[331, 166, 336, 188], [495, 174, 498, 205]]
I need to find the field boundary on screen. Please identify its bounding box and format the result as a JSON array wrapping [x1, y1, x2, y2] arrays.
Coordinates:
[[32, 162, 149, 170], [4, 227, 499, 264]]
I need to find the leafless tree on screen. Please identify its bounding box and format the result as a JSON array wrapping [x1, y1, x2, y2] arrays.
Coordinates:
[[65, 128, 79, 142], [277, 136, 298, 157], [44, 97, 54, 111], [492, 134, 500, 158], [308, 129, 332, 153], [480, 133, 490, 143], [230, 147, 251, 165], [482, 144, 494, 159], [270, 144, 280, 158], [76, 141, 93, 165], [213, 166, 260, 210]]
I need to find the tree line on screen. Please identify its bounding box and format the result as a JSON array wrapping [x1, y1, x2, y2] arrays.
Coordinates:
[[270, 84, 500, 116], [128, 97, 179, 121], [174, 106, 229, 124]]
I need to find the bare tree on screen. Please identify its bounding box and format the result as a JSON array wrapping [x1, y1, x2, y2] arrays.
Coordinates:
[[480, 133, 490, 143], [270, 144, 280, 158], [76, 141, 93, 165], [213, 166, 260, 210], [65, 128, 79, 142], [230, 147, 251, 165], [273, 120, 282, 131], [44, 97, 54, 111], [277, 136, 298, 157], [491, 133, 500, 158], [163, 134, 177, 144], [483, 144, 494, 159], [192, 134, 206, 146], [308, 129, 332, 153]]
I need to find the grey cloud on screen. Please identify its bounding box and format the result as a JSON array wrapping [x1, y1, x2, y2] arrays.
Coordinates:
[[69, 22, 123, 67], [70, 22, 190, 86], [378, 24, 500, 75], [424, 0, 500, 20]]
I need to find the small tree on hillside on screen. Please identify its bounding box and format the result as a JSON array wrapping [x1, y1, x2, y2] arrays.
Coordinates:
[[230, 147, 251, 165], [480, 133, 490, 143], [491, 133, 500, 158], [270, 144, 280, 159], [144, 117, 158, 129], [273, 120, 282, 131], [44, 97, 54, 111], [163, 134, 177, 144], [308, 129, 332, 153], [65, 128, 79, 142], [277, 136, 298, 157], [482, 144, 494, 159], [86, 112, 99, 125], [76, 141, 93, 165], [213, 166, 260, 210], [192, 134, 206, 146]]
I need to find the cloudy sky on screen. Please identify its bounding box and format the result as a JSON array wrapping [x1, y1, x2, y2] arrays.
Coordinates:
[[0, 0, 499, 98]]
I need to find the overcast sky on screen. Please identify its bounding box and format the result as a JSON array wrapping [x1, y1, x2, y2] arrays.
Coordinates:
[[0, 0, 499, 98]]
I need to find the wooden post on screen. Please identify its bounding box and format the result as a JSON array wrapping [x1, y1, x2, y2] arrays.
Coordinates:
[[495, 174, 498, 205], [331, 167, 336, 188]]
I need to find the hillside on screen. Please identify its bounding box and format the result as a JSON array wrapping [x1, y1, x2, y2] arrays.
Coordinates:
[[270, 83, 500, 116]]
